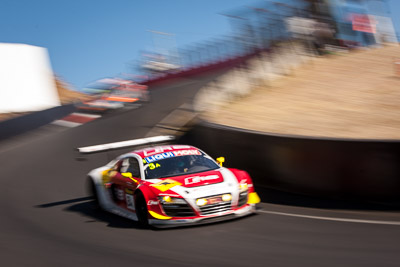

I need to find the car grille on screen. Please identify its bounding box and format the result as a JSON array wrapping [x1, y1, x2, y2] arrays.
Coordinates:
[[198, 194, 232, 215], [238, 191, 248, 207], [161, 203, 196, 217]]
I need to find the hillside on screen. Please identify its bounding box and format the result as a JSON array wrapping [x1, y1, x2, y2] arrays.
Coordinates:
[[203, 44, 400, 139], [55, 77, 91, 105]]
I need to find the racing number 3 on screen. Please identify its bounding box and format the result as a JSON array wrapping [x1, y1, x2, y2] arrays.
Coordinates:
[[148, 163, 161, 170]]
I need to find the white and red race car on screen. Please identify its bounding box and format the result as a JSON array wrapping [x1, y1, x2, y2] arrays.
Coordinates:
[[77, 78, 149, 112], [81, 136, 260, 228]]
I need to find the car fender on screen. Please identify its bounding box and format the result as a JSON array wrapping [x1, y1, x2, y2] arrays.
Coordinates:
[[228, 168, 251, 186], [136, 184, 167, 219], [228, 168, 259, 204]]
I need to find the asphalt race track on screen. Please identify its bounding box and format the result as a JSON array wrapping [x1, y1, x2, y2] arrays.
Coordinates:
[[1, 71, 400, 267]]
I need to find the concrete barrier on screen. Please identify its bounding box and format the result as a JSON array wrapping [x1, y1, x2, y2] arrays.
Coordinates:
[[0, 104, 76, 140], [180, 121, 400, 202]]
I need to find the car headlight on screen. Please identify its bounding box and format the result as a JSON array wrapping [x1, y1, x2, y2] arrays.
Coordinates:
[[196, 198, 208, 206], [222, 194, 232, 201], [158, 196, 187, 205]]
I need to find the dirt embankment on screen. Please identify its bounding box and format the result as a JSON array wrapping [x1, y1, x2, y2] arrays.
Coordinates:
[[55, 77, 91, 105], [203, 44, 400, 139]]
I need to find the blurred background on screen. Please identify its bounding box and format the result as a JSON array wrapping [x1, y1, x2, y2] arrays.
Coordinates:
[[0, 0, 399, 134], [2, 2, 400, 265], [0, 0, 398, 89]]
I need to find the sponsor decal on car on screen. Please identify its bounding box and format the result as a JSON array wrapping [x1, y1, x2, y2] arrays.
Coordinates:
[[144, 152, 175, 163], [126, 194, 135, 210], [125, 188, 133, 194], [172, 149, 201, 156], [144, 149, 201, 163], [185, 174, 220, 185], [147, 200, 159, 205], [143, 145, 191, 156], [116, 188, 124, 201], [206, 196, 224, 205], [150, 179, 182, 192]]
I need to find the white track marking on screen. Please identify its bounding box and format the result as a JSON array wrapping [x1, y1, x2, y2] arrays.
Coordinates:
[[71, 112, 101, 118], [52, 120, 82, 128], [77, 135, 175, 153], [258, 209, 400, 226]]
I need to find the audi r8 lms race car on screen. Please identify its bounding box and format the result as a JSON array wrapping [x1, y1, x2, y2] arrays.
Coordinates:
[[81, 136, 260, 228], [76, 78, 149, 113]]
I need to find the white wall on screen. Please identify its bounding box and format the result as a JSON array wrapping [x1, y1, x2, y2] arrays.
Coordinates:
[[0, 43, 60, 113]]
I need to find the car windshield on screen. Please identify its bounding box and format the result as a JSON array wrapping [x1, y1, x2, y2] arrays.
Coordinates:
[[143, 153, 220, 179]]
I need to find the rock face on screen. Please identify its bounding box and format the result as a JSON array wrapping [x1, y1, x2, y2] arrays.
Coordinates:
[[202, 45, 400, 139]]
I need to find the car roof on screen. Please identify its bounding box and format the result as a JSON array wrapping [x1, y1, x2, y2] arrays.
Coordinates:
[[132, 145, 200, 159]]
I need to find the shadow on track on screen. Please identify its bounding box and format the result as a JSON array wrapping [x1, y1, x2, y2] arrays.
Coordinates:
[[35, 196, 258, 231], [36, 196, 93, 208], [35, 196, 148, 230]]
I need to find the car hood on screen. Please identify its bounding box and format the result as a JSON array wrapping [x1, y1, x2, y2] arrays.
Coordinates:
[[144, 168, 239, 199]]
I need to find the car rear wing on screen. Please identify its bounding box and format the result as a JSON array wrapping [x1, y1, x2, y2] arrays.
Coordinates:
[[76, 135, 175, 154]]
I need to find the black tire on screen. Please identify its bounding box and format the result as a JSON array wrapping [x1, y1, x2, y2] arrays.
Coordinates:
[[135, 192, 149, 227]]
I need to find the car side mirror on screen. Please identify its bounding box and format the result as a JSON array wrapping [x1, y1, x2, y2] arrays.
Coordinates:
[[121, 172, 133, 179], [216, 157, 225, 167]]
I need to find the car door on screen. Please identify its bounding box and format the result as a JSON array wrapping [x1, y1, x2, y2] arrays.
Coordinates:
[[110, 156, 141, 211]]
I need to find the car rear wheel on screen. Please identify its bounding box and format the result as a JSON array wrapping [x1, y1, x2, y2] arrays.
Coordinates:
[[135, 192, 149, 228], [88, 177, 100, 209]]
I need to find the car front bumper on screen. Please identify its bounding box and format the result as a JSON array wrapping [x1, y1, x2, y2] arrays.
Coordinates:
[[148, 203, 256, 228]]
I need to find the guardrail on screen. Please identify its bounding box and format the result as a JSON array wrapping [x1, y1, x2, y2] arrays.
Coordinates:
[[180, 121, 400, 202], [142, 48, 264, 87], [0, 104, 76, 140]]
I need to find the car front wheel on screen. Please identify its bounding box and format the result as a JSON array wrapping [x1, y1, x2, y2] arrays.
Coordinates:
[[135, 192, 149, 227]]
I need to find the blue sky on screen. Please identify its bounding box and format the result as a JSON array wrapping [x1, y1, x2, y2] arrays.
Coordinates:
[[1, 0, 399, 91]]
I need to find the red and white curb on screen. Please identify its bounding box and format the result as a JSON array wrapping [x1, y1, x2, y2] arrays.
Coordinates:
[[52, 112, 101, 128]]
